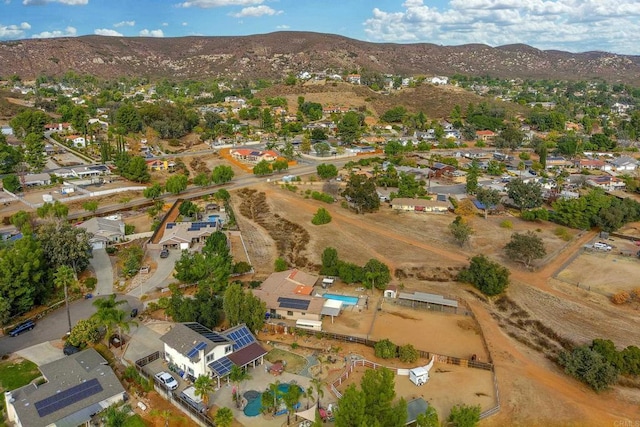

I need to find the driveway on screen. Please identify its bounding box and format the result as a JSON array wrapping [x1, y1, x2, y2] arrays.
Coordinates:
[[121, 323, 166, 364], [89, 248, 114, 296], [127, 249, 180, 298], [16, 342, 65, 366]]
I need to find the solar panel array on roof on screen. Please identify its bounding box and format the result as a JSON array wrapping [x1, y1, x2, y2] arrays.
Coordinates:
[[34, 378, 103, 417], [226, 325, 256, 351], [186, 341, 207, 358], [277, 297, 310, 311], [166, 223, 176, 229], [209, 356, 234, 376], [187, 222, 216, 231], [185, 323, 228, 343]]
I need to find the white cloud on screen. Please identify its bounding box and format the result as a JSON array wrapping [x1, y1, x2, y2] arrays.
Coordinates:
[[31, 26, 77, 38], [182, 22, 188, 26], [231, 5, 281, 18], [162, 22, 169, 27], [95, 28, 123, 36], [139, 28, 164, 37], [276, 24, 289, 29], [178, 0, 263, 8], [363, 0, 640, 54], [23, 0, 87, 5], [114, 20, 135, 28], [0, 21, 31, 38]]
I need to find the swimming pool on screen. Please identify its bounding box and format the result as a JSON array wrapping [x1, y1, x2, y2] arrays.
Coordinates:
[[208, 215, 221, 223], [323, 293, 359, 306], [242, 384, 303, 417]]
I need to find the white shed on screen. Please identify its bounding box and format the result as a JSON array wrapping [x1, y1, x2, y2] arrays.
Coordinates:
[[409, 367, 429, 386]]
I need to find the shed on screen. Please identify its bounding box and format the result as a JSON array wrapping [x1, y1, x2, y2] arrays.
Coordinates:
[[409, 366, 429, 386], [405, 398, 429, 425], [384, 285, 398, 299]]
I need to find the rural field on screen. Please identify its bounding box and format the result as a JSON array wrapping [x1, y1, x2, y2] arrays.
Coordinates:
[[231, 180, 640, 426]]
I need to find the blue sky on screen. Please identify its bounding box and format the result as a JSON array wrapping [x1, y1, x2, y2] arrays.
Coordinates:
[[2, 0, 640, 55]]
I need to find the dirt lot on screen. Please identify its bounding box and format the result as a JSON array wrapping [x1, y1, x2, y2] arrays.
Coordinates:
[[232, 182, 640, 426]]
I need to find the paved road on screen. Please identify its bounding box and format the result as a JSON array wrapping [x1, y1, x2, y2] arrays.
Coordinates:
[[0, 295, 142, 356], [89, 248, 114, 297], [128, 248, 181, 298]]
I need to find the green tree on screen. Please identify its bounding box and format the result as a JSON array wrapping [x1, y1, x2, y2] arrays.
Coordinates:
[[374, 338, 397, 359], [342, 173, 380, 214], [67, 318, 101, 348], [449, 217, 474, 247], [314, 142, 331, 157], [362, 258, 391, 290], [178, 200, 198, 217], [310, 377, 325, 407], [214, 407, 234, 427], [274, 257, 288, 272], [3, 174, 21, 193], [253, 160, 272, 176], [283, 382, 302, 425], [37, 221, 92, 272], [559, 345, 619, 392], [211, 165, 234, 184], [194, 375, 215, 407], [475, 187, 502, 219], [416, 406, 439, 427], [334, 384, 366, 427], [0, 134, 22, 174], [165, 174, 188, 194], [317, 163, 338, 179], [103, 404, 132, 427], [9, 109, 48, 139], [321, 247, 339, 276], [506, 178, 543, 210], [504, 231, 546, 268], [229, 366, 251, 408], [10, 210, 34, 234], [271, 158, 289, 173], [91, 294, 131, 347], [380, 106, 407, 123], [458, 255, 510, 296], [143, 183, 163, 200], [312, 208, 332, 225], [121, 156, 150, 183], [337, 111, 363, 144], [37, 201, 69, 219], [448, 404, 481, 427], [465, 162, 479, 194], [24, 133, 46, 172], [360, 367, 407, 427], [82, 200, 99, 214], [193, 172, 211, 187], [399, 344, 419, 363], [115, 103, 142, 133]]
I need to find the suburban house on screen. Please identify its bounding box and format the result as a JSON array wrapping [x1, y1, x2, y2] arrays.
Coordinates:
[[5, 349, 125, 427], [587, 175, 626, 191], [53, 165, 110, 180], [23, 173, 52, 187], [65, 135, 87, 148], [76, 217, 126, 250], [253, 269, 330, 322], [230, 149, 279, 164], [157, 221, 221, 250], [390, 198, 452, 213], [475, 130, 496, 143], [608, 156, 639, 172], [44, 122, 72, 132], [430, 162, 456, 177], [575, 159, 605, 170], [429, 76, 449, 85], [146, 159, 176, 171], [346, 74, 361, 84], [160, 322, 266, 387], [545, 156, 570, 169]]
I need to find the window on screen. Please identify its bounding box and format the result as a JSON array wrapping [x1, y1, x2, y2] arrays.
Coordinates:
[[287, 311, 293, 316], [301, 312, 305, 315], [226, 345, 232, 354], [206, 354, 214, 363]]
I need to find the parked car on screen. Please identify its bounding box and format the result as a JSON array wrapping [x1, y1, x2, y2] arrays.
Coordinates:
[[9, 320, 35, 337], [63, 344, 81, 355], [130, 308, 138, 318], [155, 371, 178, 390], [594, 242, 612, 251], [179, 386, 207, 413], [160, 249, 170, 258]]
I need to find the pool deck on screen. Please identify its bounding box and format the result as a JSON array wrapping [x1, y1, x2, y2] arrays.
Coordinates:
[[320, 290, 370, 311], [211, 364, 326, 427]]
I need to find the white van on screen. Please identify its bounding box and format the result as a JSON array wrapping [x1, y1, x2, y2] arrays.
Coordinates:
[[594, 242, 612, 251], [179, 386, 207, 413]]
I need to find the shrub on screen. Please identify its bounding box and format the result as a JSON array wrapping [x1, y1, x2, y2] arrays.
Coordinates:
[[500, 220, 513, 229], [448, 404, 481, 427], [554, 227, 572, 241], [632, 288, 640, 301], [233, 261, 252, 275], [612, 291, 630, 305], [311, 191, 334, 203], [124, 224, 135, 235], [458, 255, 510, 296], [559, 345, 618, 391], [274, 257, 288, 272], [522, 208, 550, 221], [311, 208, 332, 225], [83, 277, 97, 291], [398, 344, 419, 363], [374, 339, 397, 359]]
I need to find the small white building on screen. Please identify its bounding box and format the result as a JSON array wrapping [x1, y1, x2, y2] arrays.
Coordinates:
[[409, 356, 435, 386]]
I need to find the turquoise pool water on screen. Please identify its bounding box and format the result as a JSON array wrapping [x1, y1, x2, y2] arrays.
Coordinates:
[[323, 293, 359, 306], [208, 215, 220, 222], [242, 384, 303, 417]]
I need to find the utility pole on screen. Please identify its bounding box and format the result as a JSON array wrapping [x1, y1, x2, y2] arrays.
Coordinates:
[[64, 282, 72, 335]]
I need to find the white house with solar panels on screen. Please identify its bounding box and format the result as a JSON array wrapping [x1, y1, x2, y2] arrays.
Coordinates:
[[160, 322, 267, 387], [5, 349, 125, 427]]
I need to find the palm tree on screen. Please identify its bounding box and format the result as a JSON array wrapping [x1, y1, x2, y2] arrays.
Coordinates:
[[304, 385, 314, 409], [194, 375, 215, 408], [92, 295, 131, 347], [310, 378, 324, 408], [266, 380, 282, 415], [229, 365, 251, 408], [150, 409, 185, 427], [283, 385, 302, 425], [214, 407, 234, 427], [54, 265, 76, 335]]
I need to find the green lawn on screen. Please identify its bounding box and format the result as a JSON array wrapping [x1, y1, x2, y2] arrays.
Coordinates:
[[265, 348, 307, 374], [0, 359, 41, 391], [123, 414, 147, 427]]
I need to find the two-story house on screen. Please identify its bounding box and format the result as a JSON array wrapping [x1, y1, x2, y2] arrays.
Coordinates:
[[160, 322, 266, 387]]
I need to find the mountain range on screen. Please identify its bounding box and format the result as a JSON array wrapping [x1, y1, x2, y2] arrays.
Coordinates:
[[2, 31, 640, 84]]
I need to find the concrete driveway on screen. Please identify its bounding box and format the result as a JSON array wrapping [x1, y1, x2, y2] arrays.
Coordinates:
[[89, 248, 114, 296], [16, 342, 65, 366], [127, 249, 179, 298]]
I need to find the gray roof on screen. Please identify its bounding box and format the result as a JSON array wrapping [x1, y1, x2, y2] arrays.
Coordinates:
[[398, 291, 458, 308], [610, 156, 638, 167], [160, 323, 230, 361], [8, 349, 124, 427], [406, 398, 429, 425], [77, 217, 124, 240]]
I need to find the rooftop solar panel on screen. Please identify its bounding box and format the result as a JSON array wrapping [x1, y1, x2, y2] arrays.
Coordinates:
[[225, 325, 256, 351], [209, 356, 235, 377], [35, 378, 103, 417], [277, 297, 311, 311], [185, 323, 229, 343], [186, 341, 208, 358]]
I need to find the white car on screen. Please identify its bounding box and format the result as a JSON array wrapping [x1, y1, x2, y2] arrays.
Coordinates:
[[155, 371, 178, 390]]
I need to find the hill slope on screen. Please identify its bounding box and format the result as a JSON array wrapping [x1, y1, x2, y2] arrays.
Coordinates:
[[2, 32, 640, 83]]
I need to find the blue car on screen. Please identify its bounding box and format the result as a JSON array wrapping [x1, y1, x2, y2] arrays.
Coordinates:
[[9, 320, 35, 337]]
